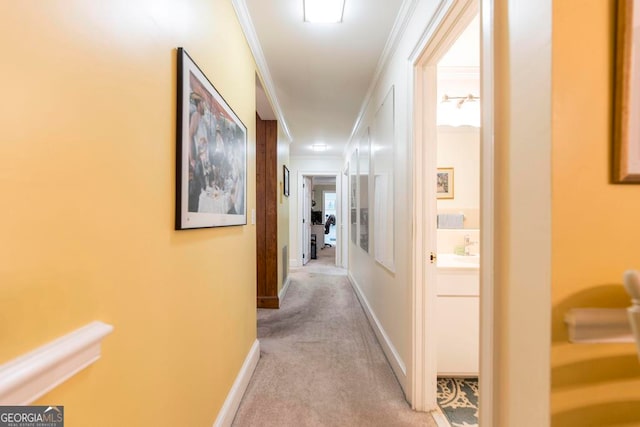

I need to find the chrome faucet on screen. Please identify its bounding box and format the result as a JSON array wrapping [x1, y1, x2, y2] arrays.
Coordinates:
[[464, 234, 478, 256]]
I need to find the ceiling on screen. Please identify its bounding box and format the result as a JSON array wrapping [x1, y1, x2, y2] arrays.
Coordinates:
[[241, 0, 405, 157]]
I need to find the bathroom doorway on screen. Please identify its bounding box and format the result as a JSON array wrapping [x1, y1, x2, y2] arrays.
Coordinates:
[[433, 13, 480, 425], [410, 0, 486, 423]]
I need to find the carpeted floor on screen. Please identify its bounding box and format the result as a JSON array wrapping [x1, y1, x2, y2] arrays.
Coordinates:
[[232, 247, 437, 427]]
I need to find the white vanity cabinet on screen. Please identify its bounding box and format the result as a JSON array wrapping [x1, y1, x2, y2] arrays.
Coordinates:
[[436, 265, 479, 376]]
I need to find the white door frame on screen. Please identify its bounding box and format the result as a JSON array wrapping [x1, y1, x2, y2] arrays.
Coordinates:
[[302, 177, 312, 266], [297, 171, 342, 267], [409, 0, 488, 416], [478, 1, 495, 424]]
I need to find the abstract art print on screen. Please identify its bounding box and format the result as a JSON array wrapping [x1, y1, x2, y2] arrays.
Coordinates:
[[176, 48, 247, 229]]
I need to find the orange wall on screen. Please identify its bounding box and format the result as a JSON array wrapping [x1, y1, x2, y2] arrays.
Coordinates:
[[0, 1, 257, 425], [552, 0, 640, 424]]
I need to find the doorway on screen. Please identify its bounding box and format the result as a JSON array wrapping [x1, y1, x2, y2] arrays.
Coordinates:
[[411, 0, 484, 421], [298, 173, 341, 268]]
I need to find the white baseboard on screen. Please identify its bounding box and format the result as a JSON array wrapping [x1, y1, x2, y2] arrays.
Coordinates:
[[213, 339, 260, 427], [347, 273, 407, 389], [0, 321, 114, 405], [279, 277, 291, 302], [431, 406, 452, 427]]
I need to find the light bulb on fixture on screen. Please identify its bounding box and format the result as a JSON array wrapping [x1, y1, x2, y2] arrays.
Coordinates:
[[311, 143, 328, 152]]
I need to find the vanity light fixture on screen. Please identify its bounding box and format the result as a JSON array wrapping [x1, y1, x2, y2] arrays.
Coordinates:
[[441, 93, 480, 108], [311, 143, 328, 152], [304, 0, 345, 23]]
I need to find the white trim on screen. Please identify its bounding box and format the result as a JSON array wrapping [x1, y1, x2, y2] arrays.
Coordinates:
[[408, 0, 454, 63], [213, 339, 260, 427], [346, 0, 420, 156], [289, 258, 302, 268], [410, 33, 439, 415], [410, 0, 479, 413], [348, 272, 407, 389], [231, 0, 293, 143], [431, 406, 452, 427], [479, 0, 495, 424], [0, 321, 114, 405], [279, 276, 292, 302]]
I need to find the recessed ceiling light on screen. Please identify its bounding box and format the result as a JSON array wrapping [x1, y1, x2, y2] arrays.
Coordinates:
[[311, 143, 328, 152], [304, 0, 345, 24]]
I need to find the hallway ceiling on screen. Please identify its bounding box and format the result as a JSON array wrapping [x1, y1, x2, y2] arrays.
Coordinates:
[[240, 0, 405, 157]]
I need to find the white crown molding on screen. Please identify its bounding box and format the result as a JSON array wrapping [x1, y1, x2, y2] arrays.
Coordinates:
[[407, 0, 456, 64], [345, 0, 421, 157], [0, 321, 114, 405], [232, 0, 293, 144], [213, 340, 260, 427]]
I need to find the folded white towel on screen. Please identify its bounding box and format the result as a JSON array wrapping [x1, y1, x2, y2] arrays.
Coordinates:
[[437, 214, 464, 229]]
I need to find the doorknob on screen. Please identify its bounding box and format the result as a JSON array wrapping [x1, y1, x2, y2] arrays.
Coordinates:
[[430, 252, 437, 263]]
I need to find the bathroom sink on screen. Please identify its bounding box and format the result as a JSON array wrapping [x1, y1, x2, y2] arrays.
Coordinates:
[[437, 253, 480, 268], [451, 254, 479, 264]]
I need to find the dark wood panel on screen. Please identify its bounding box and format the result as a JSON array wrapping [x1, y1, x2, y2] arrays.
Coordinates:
[[265, 120, 278, 299], [257, 296, 279, 309], [256, 115, 279, 309], [256, 114, 267, 300]]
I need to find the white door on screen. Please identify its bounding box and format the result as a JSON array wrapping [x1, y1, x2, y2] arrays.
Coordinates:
[[302, 177, 312, 265]]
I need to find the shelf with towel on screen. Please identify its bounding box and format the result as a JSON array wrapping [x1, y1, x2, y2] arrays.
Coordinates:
[[437, 213, 465, 229], [565, 308, 633, 343], [564, 270, 640, 362]]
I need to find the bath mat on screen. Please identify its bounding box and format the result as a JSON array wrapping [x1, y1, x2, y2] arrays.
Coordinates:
[[437, 377, 478, 427]]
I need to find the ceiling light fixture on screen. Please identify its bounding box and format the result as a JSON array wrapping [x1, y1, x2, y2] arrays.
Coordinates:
[[303, 0, 345, 23], [311, 143, 328, 152]]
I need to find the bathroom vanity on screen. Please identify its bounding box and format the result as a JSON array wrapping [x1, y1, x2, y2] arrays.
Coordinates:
[[436, 254, 479, 376]]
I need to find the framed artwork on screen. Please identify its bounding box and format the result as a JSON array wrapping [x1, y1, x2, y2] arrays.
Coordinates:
[[437, 167, 454, 199], [359, 129, 370, 253], [350, 149, 358, 245], [175, 48, 247, 229], [614, 0, 640, 182], [283, 165, 290, 197]]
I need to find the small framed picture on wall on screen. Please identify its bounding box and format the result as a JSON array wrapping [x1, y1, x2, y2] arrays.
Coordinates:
[[437, 167, 454, 199]]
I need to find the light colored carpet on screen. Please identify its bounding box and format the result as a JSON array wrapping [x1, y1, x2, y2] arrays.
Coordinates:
[[232, 247, 436, 427]]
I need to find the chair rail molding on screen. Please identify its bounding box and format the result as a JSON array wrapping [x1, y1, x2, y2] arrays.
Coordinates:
[[0, 321, 114, 405]]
